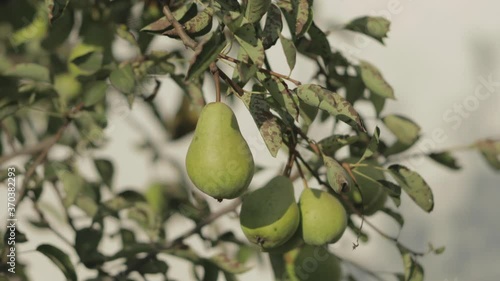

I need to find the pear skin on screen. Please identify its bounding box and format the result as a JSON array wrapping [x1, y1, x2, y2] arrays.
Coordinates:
[[299, 188, 347, 245], [186, 102, 254, 200], [240, 176, 300, 249]]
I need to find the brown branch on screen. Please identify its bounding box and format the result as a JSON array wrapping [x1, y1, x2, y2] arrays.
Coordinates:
[[218, 70, 244, 96], [210, 63, 221, 102], [19, 103, 84, 201], [162, 5, 198, 49], [0, 136, 58, 164]]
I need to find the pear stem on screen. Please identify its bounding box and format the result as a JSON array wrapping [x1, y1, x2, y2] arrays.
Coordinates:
[[210, 63, 221, 102]]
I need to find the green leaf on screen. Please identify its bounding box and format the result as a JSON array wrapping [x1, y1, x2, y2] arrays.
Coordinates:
[[202, 261, 219, 281], [257, 73, 298, 120], [116, 25, 139, 51], [378, 180, 402, 207], [11, 3, 49, 46], [5, 63, 50, 82], [369, 90, 386, 116], [389, 165, 434, 212], [323, 155, 350, 193], [280, 34, 296, 72], [297, 100, 318, 131], [383, 115, 420, 145], [102, 190, 145, 213], [428, 151, 461, 170], [294, 0, 313, 37], [69, 44, 104, 76], [47, 0, 69, 23], [223, 272, 239, 281], [245, 0, 271, 23], [83, 81, 108, 106], [399, 246, 425, 281], [75, 196, 99, 218], [60, 172, 85, 208], [240, 93, 283, 157], [345, 76, 365, 104], [295, 84, 366, 132], [359, 127, 380, 162], [136, 257, 168, 274], [110, 64, 135, 94], [163, 8, 214, 37], [215, 0, 241, 12], [94, 159, 114, 188], [37, 244, 77, 281], [235, 24, 265, 67], [296, 22, 331, 59], [433, 246, 446, 255], [345, 16, 391, 44], [359, 60, 395, 99], [187, 31, 227, 80], [262, 4, 282, 49], [318, 135, 360, 156], [141, 4, 198, 34], [75, 227, 105, 268], [476, 139, 500, 170], [381, 207, 404, 227]]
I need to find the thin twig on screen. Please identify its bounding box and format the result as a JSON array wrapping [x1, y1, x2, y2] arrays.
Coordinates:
[[218, 70, 244, 96], [19, 103, 84, 201], [294, 157, 309, 189], [0, 136, 57, 164], [162, 5, 197, 49], [210, 63, 221, 102]]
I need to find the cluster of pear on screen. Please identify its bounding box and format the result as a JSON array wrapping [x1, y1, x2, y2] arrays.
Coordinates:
[[239, 176, 345, 280], [184, 102, 388, 280], [240, 176, 347, 250]]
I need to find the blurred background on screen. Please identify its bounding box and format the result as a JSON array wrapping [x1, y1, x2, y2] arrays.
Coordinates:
[[2, 0, 500, 280]]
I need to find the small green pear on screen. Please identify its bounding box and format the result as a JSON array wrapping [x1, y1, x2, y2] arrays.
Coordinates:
[[291, 245, 342, 281], [299, 188, 347, 245], [240, 176, 300, 249], [345, 157, 387, 216], [186, 102, 254, 200]]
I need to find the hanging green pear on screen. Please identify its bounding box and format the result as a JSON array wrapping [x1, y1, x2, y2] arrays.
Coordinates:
[[186, 102, 254, 200], [299, 188, 347, 245], [240, 176, 300, 249]]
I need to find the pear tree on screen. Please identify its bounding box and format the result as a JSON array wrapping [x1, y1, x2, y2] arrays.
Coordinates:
[[0, 1, 499, 281]]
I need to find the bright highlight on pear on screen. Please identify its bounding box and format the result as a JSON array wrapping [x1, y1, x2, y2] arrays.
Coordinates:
[[299, 188, 347, 245], [240, 176, 300, 249], [186, 102, 254, 200]]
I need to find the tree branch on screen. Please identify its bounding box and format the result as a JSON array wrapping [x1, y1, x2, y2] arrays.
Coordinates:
[[19, 103, 84, 201], [162, 5, 197, 49], [0, 136, 57, 164]]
